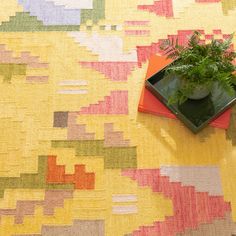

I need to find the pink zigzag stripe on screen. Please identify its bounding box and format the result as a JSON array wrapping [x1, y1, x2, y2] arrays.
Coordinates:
[[122, 169, 231, 236], [0, 190, 73, 224], [79, 62, 137, 81], [0, 45, 48, 68], [26, 76, 49, 83], [124, 21, 150, 26], [79, 91, 128, 115], [138, 0, 174, 17], [125, 30, 150, 36], [104, 123, 130, 147], [137, 30, 231, 66], [67, 112, 95, 140]]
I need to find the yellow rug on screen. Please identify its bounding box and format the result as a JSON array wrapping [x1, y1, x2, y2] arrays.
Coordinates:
[[0, 0, 236, 235]]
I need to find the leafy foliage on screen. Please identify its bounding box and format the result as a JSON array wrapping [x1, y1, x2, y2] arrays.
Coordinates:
[[160, 31, 236, 104]]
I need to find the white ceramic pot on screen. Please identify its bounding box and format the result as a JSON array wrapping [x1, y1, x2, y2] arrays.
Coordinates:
[[187, 84, 211, 100], [179, 77, 212, 100]]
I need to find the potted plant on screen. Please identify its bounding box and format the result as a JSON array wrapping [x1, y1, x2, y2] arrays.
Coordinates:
[[160, 31, 236, 104]]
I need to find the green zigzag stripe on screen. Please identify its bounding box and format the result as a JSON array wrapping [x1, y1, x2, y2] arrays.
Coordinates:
[[0, 12, 80, 32], [0, 156, 73, 198], [0, 138, 136, 197], [81, 0, 105, 24], [0, 64, 26, 83], [0, 0, 105, 32], [51, 140, 137, 169]]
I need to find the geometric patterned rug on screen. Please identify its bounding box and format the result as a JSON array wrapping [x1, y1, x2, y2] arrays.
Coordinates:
[[0, 0, 236, 235]]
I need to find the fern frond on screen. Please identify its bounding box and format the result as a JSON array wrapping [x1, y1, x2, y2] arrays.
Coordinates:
[[158, 30, 236, 104]]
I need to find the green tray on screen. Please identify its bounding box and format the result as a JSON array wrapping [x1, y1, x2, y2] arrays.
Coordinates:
[[145, 64, 236, 133]]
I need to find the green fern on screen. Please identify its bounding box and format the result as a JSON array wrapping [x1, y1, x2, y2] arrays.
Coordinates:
[[160, 31, 236, 104]]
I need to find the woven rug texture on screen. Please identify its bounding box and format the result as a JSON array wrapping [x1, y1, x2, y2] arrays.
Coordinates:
[[0, 0, 236, 235]]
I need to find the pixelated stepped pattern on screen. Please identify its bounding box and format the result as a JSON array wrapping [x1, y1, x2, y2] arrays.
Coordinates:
[[51, 139, 137, 169], [138, 0, 235, 18], [137, 29, 232, 66], [13, 220, 104, 236], [0, 44, 48, 82], [0, 155, 95, 198], [79, 91, 129, 115], [79, 62, 137, 81], [0, 190, 73, 224], [0, 0, 105, 31], [0, 0, 236, 236], [0, 0, 234, 32], [122, 168, 234, 236]]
